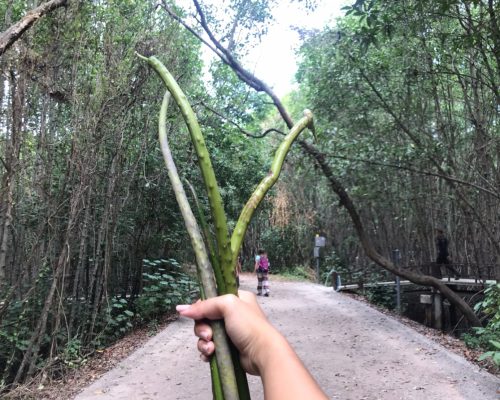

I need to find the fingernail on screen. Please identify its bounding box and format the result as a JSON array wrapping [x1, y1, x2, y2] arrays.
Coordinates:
[[176, 304, 191, 312], [200, 331, 210, 341]]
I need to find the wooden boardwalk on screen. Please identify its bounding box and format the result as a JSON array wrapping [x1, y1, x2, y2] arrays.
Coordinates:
[[338, 278, 498, 291]]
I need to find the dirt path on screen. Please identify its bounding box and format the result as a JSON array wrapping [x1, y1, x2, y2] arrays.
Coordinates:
[[75, 274, 499, 400]]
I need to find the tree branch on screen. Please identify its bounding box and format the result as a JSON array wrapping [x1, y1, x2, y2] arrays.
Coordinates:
[[0, 156, 10, 172], [300, 141, 481, 326], [0, 0, 67, 57], [159, 0, 295, 127], [159, 1, 224, 60], [198, 100, 285, 138], [325, 153, 500, 199]]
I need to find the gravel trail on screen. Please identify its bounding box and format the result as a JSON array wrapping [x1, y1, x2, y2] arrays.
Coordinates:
[[75, 274, 499, 400]]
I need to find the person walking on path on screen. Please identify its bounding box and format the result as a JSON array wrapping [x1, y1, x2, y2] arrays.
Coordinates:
[[254, 249, 270, 296], [435, 228, 460, 279]]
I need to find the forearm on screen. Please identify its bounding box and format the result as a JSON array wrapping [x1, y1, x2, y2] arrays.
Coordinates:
[[257, 331, 327, 400]]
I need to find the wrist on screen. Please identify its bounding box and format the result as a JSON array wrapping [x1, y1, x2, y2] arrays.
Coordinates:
[[256, 330, 328, 399], [254, 328, 292, 375]]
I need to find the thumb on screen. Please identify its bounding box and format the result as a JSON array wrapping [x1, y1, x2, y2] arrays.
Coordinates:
[[176, 294, 237, 320]]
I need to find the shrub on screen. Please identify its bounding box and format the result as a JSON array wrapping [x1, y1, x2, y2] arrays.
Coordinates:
[[136, 258, 197, 320], [365, 286, 396, 310], [103, 258, 198, 341], [463, 283, 500, 366]]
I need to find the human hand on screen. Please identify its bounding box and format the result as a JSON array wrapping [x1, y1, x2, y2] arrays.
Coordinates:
[[177, 291, 328, 400], [176, 291, 282, 375]]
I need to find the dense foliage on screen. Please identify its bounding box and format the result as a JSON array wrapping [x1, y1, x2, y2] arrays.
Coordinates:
[[464, 283, 500, 365], [1, 0, 499, 390], [272, 0, 500, 275]]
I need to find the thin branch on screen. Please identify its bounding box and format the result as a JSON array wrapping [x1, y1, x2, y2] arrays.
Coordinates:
[[0, 156, 9, 172], [159, 1, 224, 60], [325, 153, 500, 199], [198, 100, 285, 138], [160, 0, 294, 127]]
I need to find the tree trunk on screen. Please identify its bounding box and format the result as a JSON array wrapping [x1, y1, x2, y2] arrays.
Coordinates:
[[0, 68, 25, 283], [0, 0, 68, 56]]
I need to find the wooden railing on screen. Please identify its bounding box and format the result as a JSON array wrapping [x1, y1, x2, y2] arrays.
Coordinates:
[[333, 263, 499, 289]]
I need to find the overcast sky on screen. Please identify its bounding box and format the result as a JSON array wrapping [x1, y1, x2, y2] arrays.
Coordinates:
[[245, 0, 348, 96], [176, 0, 348, 96]]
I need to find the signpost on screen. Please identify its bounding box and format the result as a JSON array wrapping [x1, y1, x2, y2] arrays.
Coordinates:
[[314, 234, 326, 282]]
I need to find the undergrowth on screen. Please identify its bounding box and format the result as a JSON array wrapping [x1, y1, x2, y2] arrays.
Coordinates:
[[462, 283, 500, 366]]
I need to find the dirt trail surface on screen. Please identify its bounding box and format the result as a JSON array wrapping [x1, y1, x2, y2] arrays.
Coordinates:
[[75, 274, 499, 400]]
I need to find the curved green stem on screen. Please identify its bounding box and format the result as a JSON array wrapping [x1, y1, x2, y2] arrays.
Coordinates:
[[140, 54, 236, 295], [158, 91, 238, 400], [230, 110, 314, 266]]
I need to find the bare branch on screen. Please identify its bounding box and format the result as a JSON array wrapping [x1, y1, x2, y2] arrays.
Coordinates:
[[325, 153, 500, 199], [197, 101, 285, 138], [0, 0, 68, 57], [160, 0, 294, 127]]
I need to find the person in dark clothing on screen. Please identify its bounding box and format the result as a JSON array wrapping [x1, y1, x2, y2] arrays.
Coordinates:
[[435, 229, 449, 264], [435, 229, 460, 279]]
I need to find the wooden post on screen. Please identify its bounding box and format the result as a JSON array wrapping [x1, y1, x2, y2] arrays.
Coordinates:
[[332, 271, 339, 291], [433, 291, 443, 330], [420, 293, 433, 327]]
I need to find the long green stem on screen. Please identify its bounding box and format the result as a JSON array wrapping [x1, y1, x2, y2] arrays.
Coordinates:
[[230, 110, 314, 267], [196, 265, 223, 400], [158, 91, 238, 400], [186, 179, 227, 294], [139, 54, 237, 295]]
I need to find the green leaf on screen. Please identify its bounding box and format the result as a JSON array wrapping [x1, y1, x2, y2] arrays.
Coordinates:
[[489, 340, 500, 350]]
